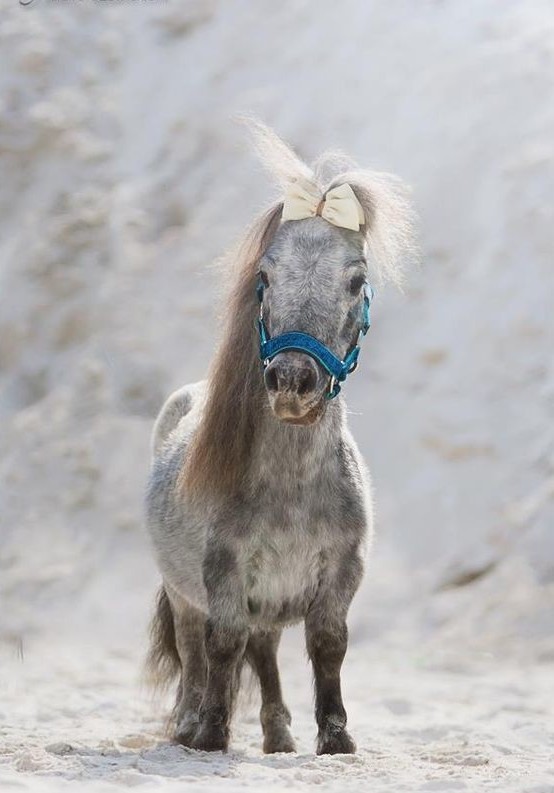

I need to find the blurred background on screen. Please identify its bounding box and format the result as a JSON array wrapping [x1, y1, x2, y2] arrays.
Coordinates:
[[1, 0, 553, 674]]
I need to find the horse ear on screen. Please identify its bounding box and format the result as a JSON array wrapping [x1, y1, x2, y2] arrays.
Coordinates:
[[239, 116, 315, 191]]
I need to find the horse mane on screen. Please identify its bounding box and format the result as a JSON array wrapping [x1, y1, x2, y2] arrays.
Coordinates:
[[329, 167, 418, 287], [180, 202, 283, 500], [180, 121, 417, 501], [247, 119, 418, 286]]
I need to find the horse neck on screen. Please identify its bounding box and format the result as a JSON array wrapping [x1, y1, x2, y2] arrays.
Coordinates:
[[249, 396, 344, 486]]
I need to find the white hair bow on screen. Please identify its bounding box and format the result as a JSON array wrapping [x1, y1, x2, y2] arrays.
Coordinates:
[[282, 180, 365, 231]]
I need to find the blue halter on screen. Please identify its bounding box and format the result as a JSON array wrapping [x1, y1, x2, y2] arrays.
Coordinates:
[[256, 277, 374, 399]]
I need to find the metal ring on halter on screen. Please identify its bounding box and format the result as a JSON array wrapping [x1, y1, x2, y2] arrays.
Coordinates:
[[328, 375, 337, 397]]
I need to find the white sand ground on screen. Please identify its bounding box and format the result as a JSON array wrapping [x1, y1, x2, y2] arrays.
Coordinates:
[[1, 0, 553, 791], [2, 638, 553, 793]]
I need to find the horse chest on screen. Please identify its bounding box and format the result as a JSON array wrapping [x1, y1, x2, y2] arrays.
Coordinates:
[[243, 526, 327, 624]]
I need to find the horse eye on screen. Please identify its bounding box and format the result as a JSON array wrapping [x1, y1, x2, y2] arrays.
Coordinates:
[[259, 270, 270, 288], [349, 275, 365, 295]]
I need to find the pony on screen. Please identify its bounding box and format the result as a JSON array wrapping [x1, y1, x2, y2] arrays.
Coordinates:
[[145, 121, 415, 755]]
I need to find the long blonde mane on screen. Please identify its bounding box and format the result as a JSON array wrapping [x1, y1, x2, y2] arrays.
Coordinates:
[[180, 203, 283, 499]]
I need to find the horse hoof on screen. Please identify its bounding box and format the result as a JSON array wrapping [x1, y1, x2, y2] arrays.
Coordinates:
[[174, 719, 199, 748], [316, 727, 356, 755], [263, 728, 296, 754], [191, 723, 229, 752]]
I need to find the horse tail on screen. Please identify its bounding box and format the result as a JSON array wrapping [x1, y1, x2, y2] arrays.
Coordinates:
[[145, 586, 180, 690]]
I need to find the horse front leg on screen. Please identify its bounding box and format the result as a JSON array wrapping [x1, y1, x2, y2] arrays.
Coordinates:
[[305, 551, 362, 755], [306, 616, 355, 754], [192, 543, 248, 752]]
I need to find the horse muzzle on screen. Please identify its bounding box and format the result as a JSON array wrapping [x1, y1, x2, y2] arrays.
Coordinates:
[[264, 352, 326, 425]]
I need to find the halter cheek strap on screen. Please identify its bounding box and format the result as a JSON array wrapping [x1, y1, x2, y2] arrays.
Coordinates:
[[256, 279, 374, 399]]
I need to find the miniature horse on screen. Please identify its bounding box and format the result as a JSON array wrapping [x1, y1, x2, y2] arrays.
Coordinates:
[[146, 122, 414, 754]]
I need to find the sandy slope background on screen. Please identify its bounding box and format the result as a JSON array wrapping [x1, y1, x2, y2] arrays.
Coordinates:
[[1, 0, 553, 790]]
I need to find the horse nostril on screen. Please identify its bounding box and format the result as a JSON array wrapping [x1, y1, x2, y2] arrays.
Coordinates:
[[296, 365, 317, 396], [265, 358, 318, 397], [264, 365, 280, 393]]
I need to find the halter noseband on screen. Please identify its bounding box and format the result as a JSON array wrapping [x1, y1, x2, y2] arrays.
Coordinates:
[[256, 276, 374, 399]]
